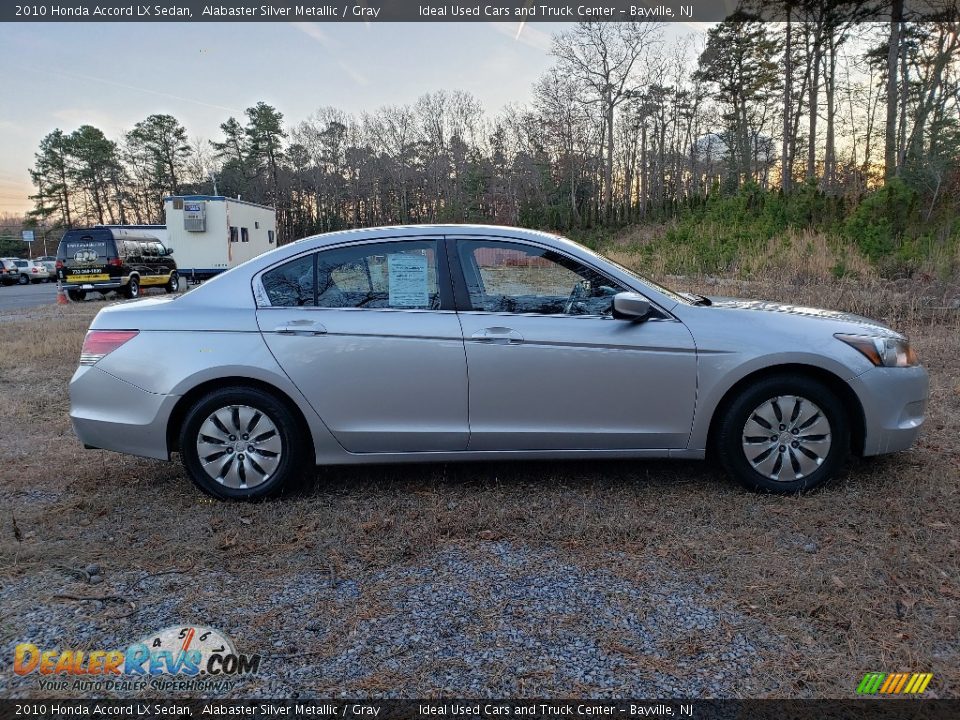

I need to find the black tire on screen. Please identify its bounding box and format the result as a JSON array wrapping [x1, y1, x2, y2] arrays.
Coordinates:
[[67, 289, 86, 302], [18, 274, 28, 285], [165, 271, 179, 294], [715, 375, 849, 494], [178, 386, 308, 500], [124, 276, 140, 299]]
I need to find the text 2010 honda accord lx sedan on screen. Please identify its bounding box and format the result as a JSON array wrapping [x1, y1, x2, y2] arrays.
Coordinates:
[[69, 225, 928, 499]]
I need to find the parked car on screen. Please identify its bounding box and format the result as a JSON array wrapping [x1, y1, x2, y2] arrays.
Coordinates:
[[56, 227, 178, 301], [0, 259, 20, 285], [8, 259, 48, 284], [35, 259, 57, 281], [0, 258, 20, 285], [69, 225, 929, 500]]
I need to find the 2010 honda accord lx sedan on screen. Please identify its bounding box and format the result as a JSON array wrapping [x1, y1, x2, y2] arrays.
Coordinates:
[[69, 225, 929, 499]]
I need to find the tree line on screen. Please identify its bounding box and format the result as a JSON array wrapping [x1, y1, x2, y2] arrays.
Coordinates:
[[27, 7, 960, 248]]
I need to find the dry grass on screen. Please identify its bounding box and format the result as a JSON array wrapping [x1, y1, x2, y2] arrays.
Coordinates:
[[0, 281, 958, 698]]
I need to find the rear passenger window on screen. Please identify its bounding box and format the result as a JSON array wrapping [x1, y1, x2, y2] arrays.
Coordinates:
[[262, 255, 315, 307], [316, 241, 440, 310], [258, 242, 442, 309]]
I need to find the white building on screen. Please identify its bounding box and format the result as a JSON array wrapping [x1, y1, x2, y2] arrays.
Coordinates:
[[163, 195, 277, 280]]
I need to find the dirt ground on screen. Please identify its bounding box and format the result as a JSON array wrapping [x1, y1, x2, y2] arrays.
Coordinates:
[[0, 279, 957, 698]]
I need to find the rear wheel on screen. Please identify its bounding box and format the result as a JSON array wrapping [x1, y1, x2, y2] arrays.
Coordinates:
[[124, 276, 140, 299], [18, 274, 28, 285], [178, 387, 307, 500], [67, 289, 86, 302], [715, 375, 849, 494], [165, 271, 179, 294]]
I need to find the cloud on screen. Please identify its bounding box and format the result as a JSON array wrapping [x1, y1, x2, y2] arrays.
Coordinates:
[[52, 107, 127, 134], [291, 22, 369, 87], [291, 21, 335, 50], [487, 21, 554, 52], [9, 63, 242, 114]]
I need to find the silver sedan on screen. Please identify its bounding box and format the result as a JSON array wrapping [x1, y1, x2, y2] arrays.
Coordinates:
[[69, 225, 929, 499]]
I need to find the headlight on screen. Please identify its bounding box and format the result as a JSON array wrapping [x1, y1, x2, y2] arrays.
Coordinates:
[[835, 333, 919, 367]]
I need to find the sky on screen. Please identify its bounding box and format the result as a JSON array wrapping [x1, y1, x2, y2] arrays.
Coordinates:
[[0, 21, 704, 216]]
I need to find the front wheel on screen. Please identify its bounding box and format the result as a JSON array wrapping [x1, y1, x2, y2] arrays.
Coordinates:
[[178, 387, 307, 500], [124, 276, 140, 299], [715, 375, 849, 494]]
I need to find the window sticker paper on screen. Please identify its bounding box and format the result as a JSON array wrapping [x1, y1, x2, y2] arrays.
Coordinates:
[[387, 253, 429, 307]]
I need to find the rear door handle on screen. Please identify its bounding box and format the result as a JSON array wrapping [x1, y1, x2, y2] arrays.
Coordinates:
[[471, 327, 524, 345], [274, 320, 327, 336]]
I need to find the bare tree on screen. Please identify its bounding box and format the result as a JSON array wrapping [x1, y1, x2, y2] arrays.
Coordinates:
[[552, 21, 661, 221]]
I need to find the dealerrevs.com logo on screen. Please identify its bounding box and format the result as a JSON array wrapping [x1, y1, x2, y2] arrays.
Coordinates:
[[13, 625, 261, 693]]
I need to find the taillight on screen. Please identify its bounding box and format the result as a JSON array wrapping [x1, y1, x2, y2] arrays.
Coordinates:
[[55, 260, 63, 269], [108, 258, 123, 267], [80, 330, 139, 366]]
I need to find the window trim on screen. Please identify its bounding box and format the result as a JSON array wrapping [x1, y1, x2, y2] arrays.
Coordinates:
[[447, 236, 672, 320], [253, 236, 455, 311]]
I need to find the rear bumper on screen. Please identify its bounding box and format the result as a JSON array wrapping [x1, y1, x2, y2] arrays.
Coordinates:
[[852, 365, 929, 456], [62, 281, 124, 291], [69, 365, 178, 460]]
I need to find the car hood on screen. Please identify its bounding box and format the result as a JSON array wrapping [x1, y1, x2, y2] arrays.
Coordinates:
[[706, 297, 903, 337]]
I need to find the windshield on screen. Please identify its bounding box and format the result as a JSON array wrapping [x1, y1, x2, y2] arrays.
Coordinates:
[[577, 243, 691, 306]]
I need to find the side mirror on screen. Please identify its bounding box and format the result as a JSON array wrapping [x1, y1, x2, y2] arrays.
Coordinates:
[[612, 292, 651, 321], [165, 247, 174, 255]]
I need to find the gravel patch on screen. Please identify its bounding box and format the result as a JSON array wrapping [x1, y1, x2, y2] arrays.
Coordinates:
[[1, 541, 781, 698]]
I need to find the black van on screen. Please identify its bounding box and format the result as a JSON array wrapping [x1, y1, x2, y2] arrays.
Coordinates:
[[56, 228, 178, 301]]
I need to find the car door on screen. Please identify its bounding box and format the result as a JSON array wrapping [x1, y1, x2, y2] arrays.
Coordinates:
[[451, 238, 698, 451], [255, 237, 469, 453]]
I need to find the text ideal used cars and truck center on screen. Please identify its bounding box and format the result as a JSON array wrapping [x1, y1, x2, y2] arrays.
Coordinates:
[[66, 225, 929, 500]]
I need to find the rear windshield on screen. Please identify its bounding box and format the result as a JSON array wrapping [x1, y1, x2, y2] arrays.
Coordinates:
[[61, 239, 109, 262]]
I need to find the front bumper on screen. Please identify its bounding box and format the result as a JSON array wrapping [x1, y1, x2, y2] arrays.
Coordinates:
[[851, 365, 929, 456], [69, 365, 178, 460]]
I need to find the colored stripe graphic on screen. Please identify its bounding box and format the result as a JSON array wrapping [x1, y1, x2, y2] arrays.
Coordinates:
[[857, 672, 933, 695], [892, 673, 909, 693], [857, 673, 886, 694]]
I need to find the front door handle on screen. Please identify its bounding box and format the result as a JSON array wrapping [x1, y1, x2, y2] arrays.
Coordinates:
[[274, 319, 327, 336], [471, 327, 524, 345]]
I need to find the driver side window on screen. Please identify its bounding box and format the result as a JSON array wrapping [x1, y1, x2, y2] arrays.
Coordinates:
[[457, 240, 625, 316]]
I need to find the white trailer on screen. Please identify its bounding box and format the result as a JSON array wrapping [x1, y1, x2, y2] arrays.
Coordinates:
[[163, 195, 277, 281]]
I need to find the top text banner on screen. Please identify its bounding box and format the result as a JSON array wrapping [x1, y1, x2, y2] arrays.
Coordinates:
[[3, 0, 958, 23]]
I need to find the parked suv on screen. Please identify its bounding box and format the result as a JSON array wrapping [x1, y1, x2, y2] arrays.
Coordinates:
[[56, 228, 178, 301], [7, 259, 48, 284], [0, 259, 20, 285]]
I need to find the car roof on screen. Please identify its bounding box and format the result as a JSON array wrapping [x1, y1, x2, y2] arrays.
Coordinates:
[[291, 224, 575, 251]]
